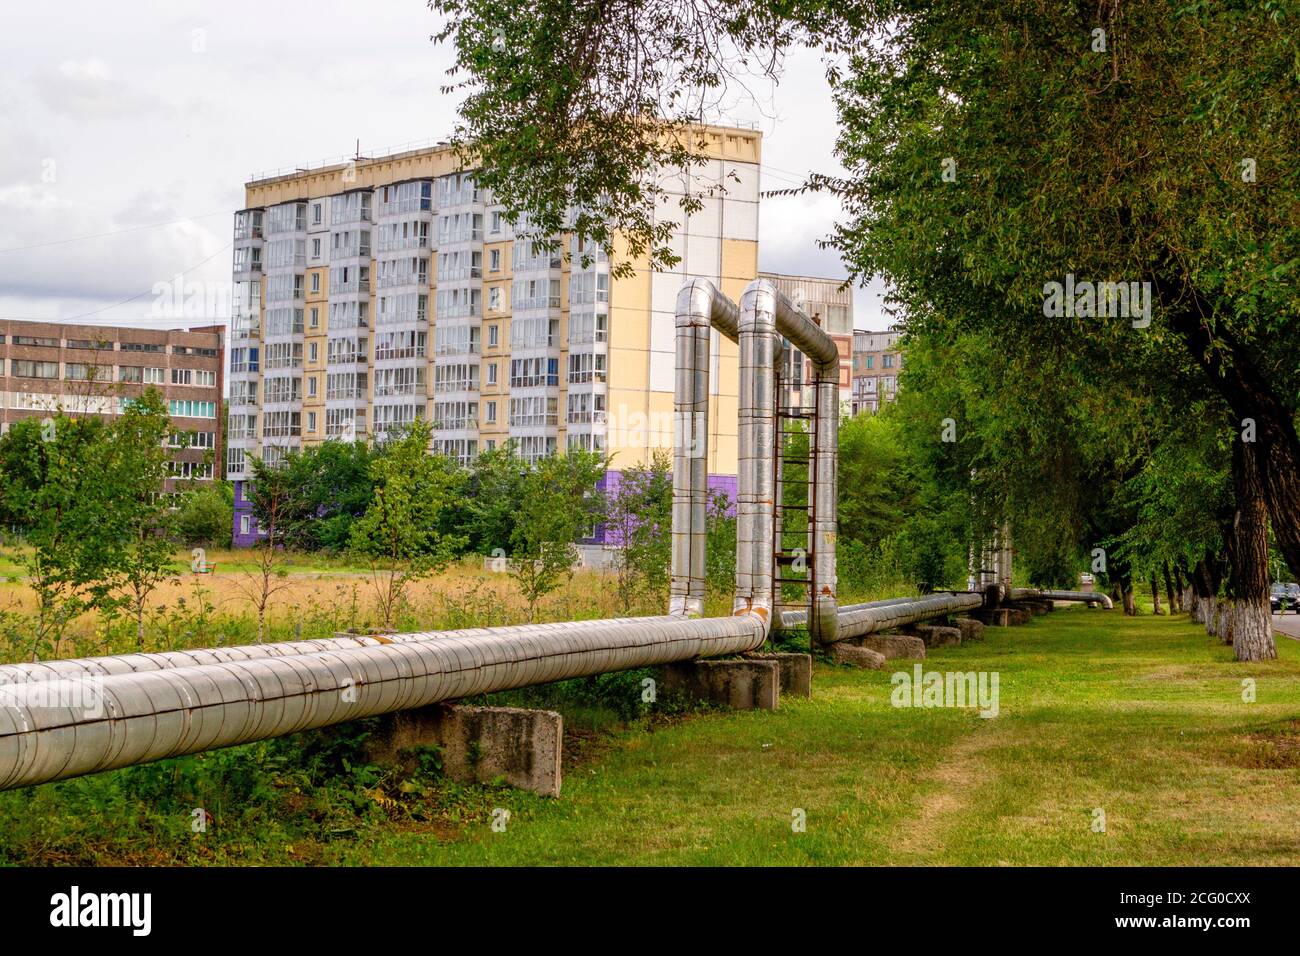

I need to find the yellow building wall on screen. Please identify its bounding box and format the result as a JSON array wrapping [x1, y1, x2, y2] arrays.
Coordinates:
[[301, 266, 329, 445]]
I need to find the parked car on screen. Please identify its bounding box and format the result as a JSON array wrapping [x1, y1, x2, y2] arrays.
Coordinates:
[[1270, 583, 1300, 613]]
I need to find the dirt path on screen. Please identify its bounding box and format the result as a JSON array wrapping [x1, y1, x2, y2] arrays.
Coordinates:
[[887, 720, 1009, 863]]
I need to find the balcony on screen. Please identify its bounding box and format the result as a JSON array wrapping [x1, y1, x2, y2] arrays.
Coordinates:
[[375, 345, 426, 361], [330, 239, 372, 261], [326, 387, 367, 401], [330, 278, 371, 295], [436, 301, 482, 320], [378, 196, 433, 218], [231, 317, 260, 338], [378, 234, 430, 253], [436, 264, 482, 282], [566, 410, 607, 425], [377, 272, 427, 290]]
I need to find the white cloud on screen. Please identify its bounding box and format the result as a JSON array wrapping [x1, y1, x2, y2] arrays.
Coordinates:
[[34, 58, 171, 120], [0, 3, 890, 328]]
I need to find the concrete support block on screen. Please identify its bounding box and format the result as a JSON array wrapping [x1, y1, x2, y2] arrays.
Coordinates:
[[1006, 600, 1049, 617], [915, 624, 962, 647], [956, 617, 985, 643], [829, 643, 887, 669], [747, 652, 812, 698], [851, 634, 926, 660], [365, 703, 562, 798], [658, 659, 780, 710], [972, 608, 1013, 627]]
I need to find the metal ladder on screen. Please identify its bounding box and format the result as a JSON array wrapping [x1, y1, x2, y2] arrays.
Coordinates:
[[771, 366, 820, 642]]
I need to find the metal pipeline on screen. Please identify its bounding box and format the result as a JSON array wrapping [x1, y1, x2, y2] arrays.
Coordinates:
[[0, 616, 681, 686], [670, 278, 738, 618], [833, 592, 985, 642], [0, 615, 765, 791], [1031, 590, 1114, 609], [735, 279, 840, 644], [781, 596, 917, 629]]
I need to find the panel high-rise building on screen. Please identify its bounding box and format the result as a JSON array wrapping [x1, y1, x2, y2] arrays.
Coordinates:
[[851, 330, 903, 415], [229, 127, 762, 544]]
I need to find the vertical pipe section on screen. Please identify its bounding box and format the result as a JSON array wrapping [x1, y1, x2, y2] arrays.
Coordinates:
[[735, 283, 778, 628], [737, 279, 841, 643], [811, 369, 840, 644], [670, 279, 738, 617]]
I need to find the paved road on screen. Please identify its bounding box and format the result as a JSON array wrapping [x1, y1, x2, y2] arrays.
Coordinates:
[[1272, 613, 1300, 642]]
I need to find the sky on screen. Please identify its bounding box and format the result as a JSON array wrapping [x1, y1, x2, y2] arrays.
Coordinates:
[[0, 0, 891, 334]]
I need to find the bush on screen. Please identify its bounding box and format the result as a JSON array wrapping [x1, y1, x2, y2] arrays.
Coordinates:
[[174, 485, 233, 548]]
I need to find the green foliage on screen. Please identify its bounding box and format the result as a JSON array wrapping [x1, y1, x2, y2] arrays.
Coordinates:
[[0, 390, 175, 659], [458, 441, 527, 555], [278, 440, 375, 552], [606, 450, 673, 613], [348, 421, 467, 628], [509, 450, 607, 618], [704, 488, 736, 598], [174, 484, 234, 548]]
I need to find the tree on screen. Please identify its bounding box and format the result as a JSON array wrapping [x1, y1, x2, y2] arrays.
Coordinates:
[[606, 450, 672, 613], [348, 420, 466, 630], [173, 484, 234, 549], [432, 0, 1298, 660], [236, 456, 296, 643], [0, 390, 174, 659], [509, 450, 606, 620], [273, 439, 375, 552], [460, 440, 527, 556], [105, 391, 178, 650]]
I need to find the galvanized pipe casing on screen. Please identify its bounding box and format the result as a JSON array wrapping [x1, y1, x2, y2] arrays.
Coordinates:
[[782, 595, 917, 629], [0, 615, 765, 791], [833, 592, 985, 642], [734, 282, 779, 629], [1034, 590, 1115, 609], [0, 616, 681, 687], [737, 279, 841, 642], [670, 279, 739, 618], [810, 373, 840, 644]]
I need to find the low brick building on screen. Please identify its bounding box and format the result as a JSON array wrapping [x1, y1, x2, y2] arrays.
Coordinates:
[[0, 320, 224, 492]]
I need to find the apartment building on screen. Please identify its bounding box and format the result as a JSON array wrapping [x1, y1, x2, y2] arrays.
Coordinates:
[[0, 320, 224, 489], [758, 272, 854, 407], [851, 330, 903, 414], [229, 126, 763, 544]]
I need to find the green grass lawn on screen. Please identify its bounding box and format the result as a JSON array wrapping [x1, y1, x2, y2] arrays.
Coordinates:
[[3, 606, 1297, 866], [342, 607, 1300, 866]]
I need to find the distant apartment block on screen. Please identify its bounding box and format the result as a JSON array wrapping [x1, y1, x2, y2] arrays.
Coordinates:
[[758, 272, 854, 406], [229, 125, 764, 544], [0, 320, 224, 489], [851, 330, 902, 414]]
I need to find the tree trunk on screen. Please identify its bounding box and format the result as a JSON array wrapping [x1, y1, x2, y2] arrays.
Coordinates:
[[1174, 561, 1188, 611], [1214, 600, 1235, 645], [1166, 292, 1300, 583], [1162, 561, 1177, 613], [1233, 596, 1276, 661], [1150, 575, 1164, 615], [1223, 438, 1277, 661], [1122, 582, 1137, 616]]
